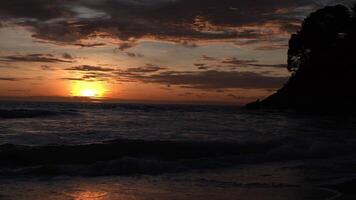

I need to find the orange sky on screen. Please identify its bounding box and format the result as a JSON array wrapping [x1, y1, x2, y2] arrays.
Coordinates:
[[1, 0, 343, 104]]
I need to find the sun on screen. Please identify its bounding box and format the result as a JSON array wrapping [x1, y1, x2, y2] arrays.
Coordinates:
[[80, 89, 98, 97], [70, 81, 107, 98]]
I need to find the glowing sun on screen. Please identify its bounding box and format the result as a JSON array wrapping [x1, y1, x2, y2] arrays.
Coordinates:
[[80, 89, 98, 97], [70, 81, 107, 98]]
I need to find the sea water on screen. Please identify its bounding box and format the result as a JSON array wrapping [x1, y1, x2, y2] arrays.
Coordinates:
[[0, 101, 355, 200]]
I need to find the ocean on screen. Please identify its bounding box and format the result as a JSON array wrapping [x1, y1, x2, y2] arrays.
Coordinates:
[[0, 101, 355, 200]]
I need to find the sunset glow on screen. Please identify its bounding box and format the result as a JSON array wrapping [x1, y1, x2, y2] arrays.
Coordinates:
[[0, 0, 346, 104], [1, 2, 356, 200], [70, 81, 108, 98]]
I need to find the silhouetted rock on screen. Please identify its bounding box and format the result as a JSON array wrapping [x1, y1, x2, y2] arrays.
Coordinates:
[[247, 4, 356, 112]]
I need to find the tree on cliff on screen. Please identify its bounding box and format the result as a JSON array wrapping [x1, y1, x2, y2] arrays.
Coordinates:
[[247, 4, 356, 111]]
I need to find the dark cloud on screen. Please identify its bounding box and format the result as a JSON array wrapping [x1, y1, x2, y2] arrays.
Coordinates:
[[117, 42, 138, 51], [40, 65, 57, 71], [74, 43, 106, 48], [194, 63, 206, 67], [222, 57, 287, 68], [146, 0, 310, 26], [0, 77, 20, 81], [198, 66, 210, 70], [126, 70, 287, 89], [126, 52, 144, 57], [250, 63, 288, 68], [176, 40, 199, 48], [107, 61, 287, 89], [81, 72, 112, 81], [222, 58, 259, 65], [62, 65, 116, 81], [201, 55, 218, 61], [126, 65, 167, 73], [194, 63, 210, 70], [279, 21, 301, 32], [62, 72, 114, 82], [62, 53, 73, 60], [65, 65, 115, 72], [0, 0, 327, 46], [196, 57, 287, 70], [60, 77, 85, 81], [254, 44, 289, 51], [113, 64, 168, 82], [0, 0, 73, 20], [0, 54, 74, 63]]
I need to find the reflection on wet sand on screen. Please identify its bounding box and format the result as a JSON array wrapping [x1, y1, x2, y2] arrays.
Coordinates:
[[0, 161, 345, 200], [65, 190, 108, 200]]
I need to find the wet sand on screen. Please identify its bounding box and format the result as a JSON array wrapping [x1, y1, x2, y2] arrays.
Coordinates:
[[1, 161, 354, 200]]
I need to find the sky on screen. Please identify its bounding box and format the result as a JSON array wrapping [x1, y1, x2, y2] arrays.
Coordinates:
[[0, 0, 353, 104]]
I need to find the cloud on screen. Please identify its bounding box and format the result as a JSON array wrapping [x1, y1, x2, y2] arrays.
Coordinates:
[[62, 53, 73, 60], [196, 57, 287, 70], [61, 71, 114, 82], [0, 54, 74, 63], [176, 40, 199, 48], [194, 63, 211, 70], [198, 66, 210, 70], [81, 72, 113, 81], [60, 77, 85, 81], [249, 63, 288, 68], [63, 65, 117, 81], [0, 0, 327, 47], [201, 55, 219, 61], [113, 64, 167, 82], [40, 65, 57, 71], [221, 58, 259, 65], [126, 65, 167, 73], [222, 57, 287, 68], [254, 44, 289, 51], [0, 0, 73, 20], [74, 43, 106, 48], [126, 52, 144, 57], [65, 65, 115, 72], [58, 62, 287, 90], [118, 42, 137, 51], [123, 70, 287, 89], [0, 77, 20, 81], [194, 63, 206, 67]]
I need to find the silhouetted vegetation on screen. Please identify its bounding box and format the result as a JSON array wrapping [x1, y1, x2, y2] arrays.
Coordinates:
[[247, 4, 356, 112]]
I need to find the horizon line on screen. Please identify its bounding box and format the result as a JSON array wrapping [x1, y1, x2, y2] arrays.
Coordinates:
[[0, 96, 245, 106]]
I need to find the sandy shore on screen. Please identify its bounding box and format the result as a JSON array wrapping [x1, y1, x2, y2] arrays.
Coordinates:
[[1, 161, 355, 200]]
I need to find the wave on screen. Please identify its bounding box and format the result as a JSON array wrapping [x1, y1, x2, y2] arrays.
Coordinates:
[[0, 137, 355, 176], [0, 109, 78, 119]]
